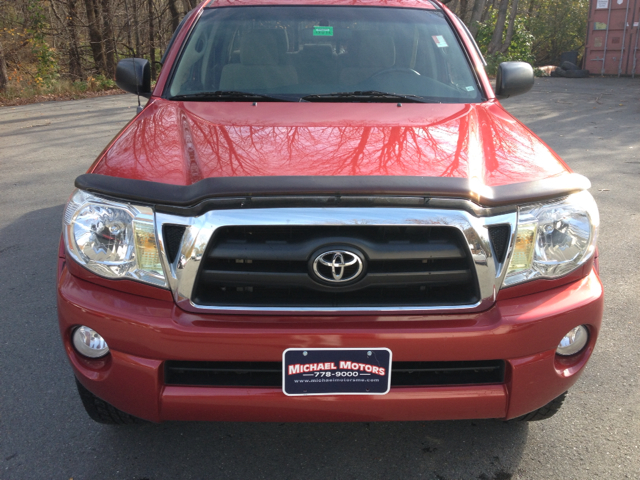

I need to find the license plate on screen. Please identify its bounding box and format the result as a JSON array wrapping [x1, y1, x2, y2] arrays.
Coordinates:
[[283, 348, 392, 396]]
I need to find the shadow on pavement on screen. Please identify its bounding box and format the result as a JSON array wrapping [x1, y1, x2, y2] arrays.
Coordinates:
[[92, 419, 528, 479]]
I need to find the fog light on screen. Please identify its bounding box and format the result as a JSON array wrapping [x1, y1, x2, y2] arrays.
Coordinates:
[[556, 325, 589, 356], [72, 326, 110, 358]]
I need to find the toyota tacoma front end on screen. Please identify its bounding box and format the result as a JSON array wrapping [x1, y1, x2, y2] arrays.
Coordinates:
[[57, 0, 603, 424]]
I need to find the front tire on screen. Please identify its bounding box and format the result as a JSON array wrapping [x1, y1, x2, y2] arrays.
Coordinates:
[[511, 391, 568, 422], [75, 378, 144, 425]]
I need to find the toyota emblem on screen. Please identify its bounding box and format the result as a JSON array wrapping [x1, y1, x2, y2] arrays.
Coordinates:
[[312, 249, 365, 284]]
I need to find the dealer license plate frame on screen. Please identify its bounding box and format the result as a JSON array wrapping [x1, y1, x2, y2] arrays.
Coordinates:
[[282, 348, 392, 396]]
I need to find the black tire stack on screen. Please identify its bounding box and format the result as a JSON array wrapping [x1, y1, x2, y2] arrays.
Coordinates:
[[550, 62, 590, 78]]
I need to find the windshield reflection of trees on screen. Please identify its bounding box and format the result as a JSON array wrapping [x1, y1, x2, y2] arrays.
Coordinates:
[[95, 102, 565, 187]]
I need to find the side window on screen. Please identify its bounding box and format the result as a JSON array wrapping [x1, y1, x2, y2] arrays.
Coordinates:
[[170, 21, 212, 95], [161, 10, 193, 65]]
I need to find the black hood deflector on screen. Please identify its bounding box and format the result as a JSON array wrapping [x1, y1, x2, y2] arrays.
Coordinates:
[[75, 173, 591, 216]]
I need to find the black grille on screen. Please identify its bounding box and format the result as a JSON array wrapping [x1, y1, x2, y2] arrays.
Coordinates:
[[191, 226, 479, 308], [488, 225, 511, 262], [164, 360, 505, 387], [163, 225, 187, 263]]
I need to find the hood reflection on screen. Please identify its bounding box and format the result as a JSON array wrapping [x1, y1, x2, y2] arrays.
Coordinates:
[[93, 100, 568, 187]]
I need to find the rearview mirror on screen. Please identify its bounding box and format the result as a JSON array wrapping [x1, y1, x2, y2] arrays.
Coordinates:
[[115, 58, 151, 98], [495, 62, 534, 99]]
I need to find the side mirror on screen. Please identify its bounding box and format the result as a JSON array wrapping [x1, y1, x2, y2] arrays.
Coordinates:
[[115, 58, 151, 98], [495, 61, 534, 99]]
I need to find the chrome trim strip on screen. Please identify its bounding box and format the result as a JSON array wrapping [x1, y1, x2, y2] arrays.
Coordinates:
[[155, 205, 518, 315]]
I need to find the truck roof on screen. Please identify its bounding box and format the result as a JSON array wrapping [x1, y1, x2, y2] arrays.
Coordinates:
[[205, 0, 438, 10]]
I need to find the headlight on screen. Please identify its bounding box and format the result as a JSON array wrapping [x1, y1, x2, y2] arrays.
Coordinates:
[[504, 190, 599, 287], [63, 190, 167, 287]]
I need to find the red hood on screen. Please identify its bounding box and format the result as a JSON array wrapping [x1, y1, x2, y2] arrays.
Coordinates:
[[92, 98, 569, 187]]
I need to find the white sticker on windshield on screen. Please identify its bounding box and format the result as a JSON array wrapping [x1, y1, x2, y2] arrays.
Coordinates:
[[465, 86, 475, 91], [432, 35, 448, 48]]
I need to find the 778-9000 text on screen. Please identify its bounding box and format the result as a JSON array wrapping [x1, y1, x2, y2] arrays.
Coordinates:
[[309, 371, 366, 377]]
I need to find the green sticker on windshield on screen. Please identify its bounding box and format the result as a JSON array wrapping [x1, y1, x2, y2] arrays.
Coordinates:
[[313, 26, 333, 36]]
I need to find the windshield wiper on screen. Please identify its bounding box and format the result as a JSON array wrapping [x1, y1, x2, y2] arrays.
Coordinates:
[[169, 91, 300, 102], [301, 91, 432, 103]]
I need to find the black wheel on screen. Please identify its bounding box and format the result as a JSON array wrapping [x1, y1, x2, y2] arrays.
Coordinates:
[[75, 378, 144, 425], [510, 391, 568, 422]]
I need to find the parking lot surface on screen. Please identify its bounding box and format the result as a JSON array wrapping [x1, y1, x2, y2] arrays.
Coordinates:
[[1, 77, 639, 479]]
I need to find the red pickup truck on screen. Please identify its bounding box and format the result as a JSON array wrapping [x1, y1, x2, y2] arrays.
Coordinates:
[[58, 0, 602, 424]]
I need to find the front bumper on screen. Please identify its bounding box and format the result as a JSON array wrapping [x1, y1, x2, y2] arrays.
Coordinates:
[[58, 263, 603, 423]]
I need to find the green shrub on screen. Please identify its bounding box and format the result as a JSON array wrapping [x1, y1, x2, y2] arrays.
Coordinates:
[[95, 75, 117, 90], [476, 8, 535, 76]]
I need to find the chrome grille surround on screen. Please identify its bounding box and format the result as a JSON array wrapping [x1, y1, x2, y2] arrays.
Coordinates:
[[155, 201, 518, 315]]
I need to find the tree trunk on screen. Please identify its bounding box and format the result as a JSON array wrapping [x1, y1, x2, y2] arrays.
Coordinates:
[[527, 0, 536, 16], [133, 0, 141, 57], [101, 0, 117, 77], [122, 0, 133, 56], [49, 0, 66, 54], [487, 0, 510, 54], [468, 0, 487, 36], [480, 0, 492, 23], [83, 0, 106, 74], [167, 0, 180, 32], [67, 0, 83, 79], [0, 41, 8, 92], [148, 0, 156, 79], [182, 0, 197, 11], [459, 0, 469, 23], [443, 0, 458, 15], [500, 0, 520, 53]]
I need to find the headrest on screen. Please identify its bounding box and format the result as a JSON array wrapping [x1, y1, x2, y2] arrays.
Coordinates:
[[349, 32, 395, 68], [241, 29, 288, 66]]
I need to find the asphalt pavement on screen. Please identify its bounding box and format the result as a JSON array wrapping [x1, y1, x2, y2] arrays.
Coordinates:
[[1, 77, 639, 479]]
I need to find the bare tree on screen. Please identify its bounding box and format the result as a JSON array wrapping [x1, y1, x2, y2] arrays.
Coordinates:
[[468, 0, 487, 36], [167, 0, 180, 32], [132, 0, 142, 57], [0, 41, 8, 92], [458, 0, 469, 23], [66, 0, 83, 79], [500, 0, 520, 53], [83, 0, 107, 73], [101, 0, 117, 76], [182, 0, 198, 10], [487, 0, 510, 54], [148, 0, 156, 78]]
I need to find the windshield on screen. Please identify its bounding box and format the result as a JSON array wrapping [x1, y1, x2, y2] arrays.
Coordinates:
[[167, 6, 483, 103]]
